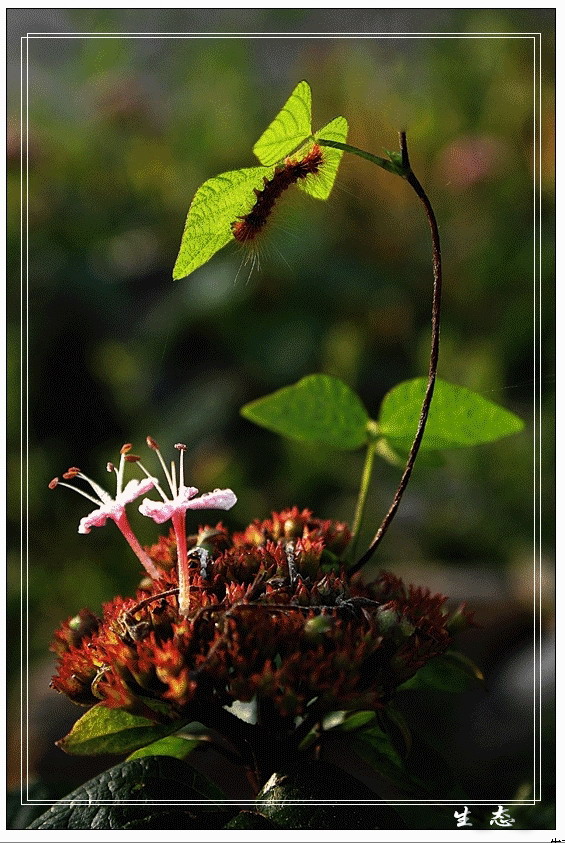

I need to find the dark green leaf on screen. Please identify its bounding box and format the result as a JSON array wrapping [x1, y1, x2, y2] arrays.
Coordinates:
[[256, 760, 405, 829], [396, 650, 485, 693], [403, 729, 469, 801], [27, 756, 233, 830], [240, 374, 370, 450], [57, 700, 183, 756], [383, 704, 413, 758], [378, 377, 524, 451], [350, 724, 415, 793]]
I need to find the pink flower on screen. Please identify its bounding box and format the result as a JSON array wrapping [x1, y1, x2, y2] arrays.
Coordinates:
[[138, 486, 237, 524], [49, 445, 160, 579], [137, 438, 237, 616], [79, 477, 157, 533]]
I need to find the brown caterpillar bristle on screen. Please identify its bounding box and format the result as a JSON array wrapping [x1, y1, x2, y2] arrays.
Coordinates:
[[231, 144, 324, 244]]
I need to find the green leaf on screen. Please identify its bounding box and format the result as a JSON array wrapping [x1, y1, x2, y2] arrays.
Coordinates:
[[337, 709, 377, 732], [383, 704, 412, 757], [402, 729, 469, 801], [57, 700, 182, 756], [240, 374, 370, 450], [298, 116, 349, 200], [378, 377, 524, 451], [396, 650, 485, 693], [173, 165, 274, 280], [26, 757, 233, 830], [253, 80, 312, 166], [350, 724, 415, 793], [127, 734, 200, 762]]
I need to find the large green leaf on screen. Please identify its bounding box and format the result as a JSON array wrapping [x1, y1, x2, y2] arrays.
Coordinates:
[[240, 374, 370, 450], [253, 80, 312, 166], [378, 377, 524, 451], [396, 650, 485, 693], [57, 700, 182, 756], [27, 757, 232, 830], [173, 165, 274, 280], [298, 116, 349, 200]]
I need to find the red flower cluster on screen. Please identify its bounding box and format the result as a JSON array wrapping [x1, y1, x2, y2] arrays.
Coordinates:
[[51, 508, 474, 723]]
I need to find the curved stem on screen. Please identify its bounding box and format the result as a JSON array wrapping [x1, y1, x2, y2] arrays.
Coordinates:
[[319, 133, 442, 576]]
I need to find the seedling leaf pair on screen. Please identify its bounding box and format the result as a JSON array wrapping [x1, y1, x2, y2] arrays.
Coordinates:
[[240, 373, 524, 453], [173, 82, 348, 280]]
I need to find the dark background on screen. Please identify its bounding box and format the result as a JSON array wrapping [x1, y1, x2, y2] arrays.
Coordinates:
[[7, 7, 555, 823]]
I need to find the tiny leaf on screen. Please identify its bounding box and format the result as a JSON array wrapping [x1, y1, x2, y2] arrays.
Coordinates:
[[57, 701, 182, 756], [379, 377, 524, 451], [385, 149, 406, 176], [253, 80, 312, 166], [240, 374, 370, 450], [173, 166, 275, 280], [337, 709, 377, 732], [127, 734, 200, 761], [298, 116, 349, 200], [396, 650, 485, 693]]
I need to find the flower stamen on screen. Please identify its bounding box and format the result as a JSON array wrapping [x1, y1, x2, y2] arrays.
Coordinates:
[[146, 435, 175, 496]]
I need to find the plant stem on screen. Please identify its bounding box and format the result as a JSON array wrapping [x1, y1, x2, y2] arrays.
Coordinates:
[[347, 436, 378, 561], [319, 133, 442, 576], [318, 138, 400, 175]]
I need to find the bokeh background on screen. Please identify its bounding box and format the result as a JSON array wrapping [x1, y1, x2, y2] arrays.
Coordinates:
[[7, 7, 555, 827]]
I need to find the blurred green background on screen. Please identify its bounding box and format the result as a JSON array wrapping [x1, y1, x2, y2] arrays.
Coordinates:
[[8, 7, 554, 821]]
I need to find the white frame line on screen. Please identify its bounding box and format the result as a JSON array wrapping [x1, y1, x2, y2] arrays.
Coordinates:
[[19, 29, 544, 812]]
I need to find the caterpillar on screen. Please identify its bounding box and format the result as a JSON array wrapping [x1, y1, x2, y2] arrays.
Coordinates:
[[231, 144, 324, 244]]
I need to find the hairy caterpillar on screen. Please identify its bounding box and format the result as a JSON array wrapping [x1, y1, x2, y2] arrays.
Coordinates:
[[231, 144, 324, 244]]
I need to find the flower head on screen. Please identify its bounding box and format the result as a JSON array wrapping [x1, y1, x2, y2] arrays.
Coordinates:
[[51, 510, 473, 724]]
